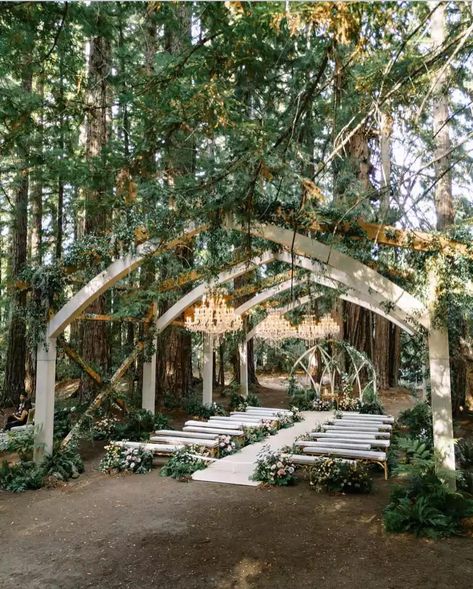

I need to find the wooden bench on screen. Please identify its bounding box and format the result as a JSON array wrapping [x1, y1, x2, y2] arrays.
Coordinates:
[[183, 426, 244, 437], [185, 420, 241, 429], [309, 433, 390, 448], [246, 406, 292, 414], [149, 436, 219, 449], [339, 412, 394, 423], [295, 440, 372, 451], [154, 430, 217, 440], [301, 446, 388, 479], [282, 453, 359, 468], [323, 426, 390, 437], [114, 440, 185, 455], [330, 420, 392, 431]]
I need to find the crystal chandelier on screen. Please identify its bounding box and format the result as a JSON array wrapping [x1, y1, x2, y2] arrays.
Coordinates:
[[297, 313, 340, 341], [184, 292, 242, 335], [256, 311, 297, 341]]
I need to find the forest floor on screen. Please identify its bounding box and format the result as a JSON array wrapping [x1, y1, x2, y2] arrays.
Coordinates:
[[1, 381, 473, 589]]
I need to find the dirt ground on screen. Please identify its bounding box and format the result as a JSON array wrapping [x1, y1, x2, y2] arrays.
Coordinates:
[[1, 383, 473, 589]]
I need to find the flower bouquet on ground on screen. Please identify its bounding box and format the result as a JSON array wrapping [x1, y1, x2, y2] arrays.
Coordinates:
[[252, 446, 296, 486], [243, 426, 267, 445], [99, 443, 153, 475], [290, 407, 303, 422], [277, 412, 294, 428], [308, 457, 372, 494], [261, 419, 279, 436], [311, 399, 334, 411], [218, 435, 238, 457]]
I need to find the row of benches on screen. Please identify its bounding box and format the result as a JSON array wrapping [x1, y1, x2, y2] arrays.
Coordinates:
[[114, 406, 294, 458], [283, 412, 393, 479]]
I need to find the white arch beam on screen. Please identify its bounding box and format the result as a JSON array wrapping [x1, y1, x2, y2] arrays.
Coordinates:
[[226, 220, 430, 329]]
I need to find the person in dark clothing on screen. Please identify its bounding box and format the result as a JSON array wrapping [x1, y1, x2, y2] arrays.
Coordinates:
[[3, 393, 32, 431]]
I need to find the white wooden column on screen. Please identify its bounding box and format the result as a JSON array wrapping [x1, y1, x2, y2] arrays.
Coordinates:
[[202, 333, 213, 406], [142, 304, 158, 414], [33, 338, 57, 463], [239, 340, 249, 398], [427, 265, 455, 489], [428, 327, 456, 488]]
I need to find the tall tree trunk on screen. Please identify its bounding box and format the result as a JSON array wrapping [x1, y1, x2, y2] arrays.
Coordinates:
[[430, 3, 466, 411], [2, 70, 33, 405], [80, 14, 111, 400], [156, 3, 194, 404]]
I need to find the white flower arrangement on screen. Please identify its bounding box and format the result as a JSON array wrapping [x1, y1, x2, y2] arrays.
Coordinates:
[[252, 446, 296, 486], [100, 443, 153, 475]]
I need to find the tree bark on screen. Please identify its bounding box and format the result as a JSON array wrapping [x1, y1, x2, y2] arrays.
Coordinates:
[[80, 14, 111, 399], [2, 70, 32, 406]]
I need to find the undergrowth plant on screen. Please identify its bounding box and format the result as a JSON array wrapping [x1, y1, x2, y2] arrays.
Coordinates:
[[383, 439, 473, 538], [160, 447, 209, 481], [99, 442, 153, 474]]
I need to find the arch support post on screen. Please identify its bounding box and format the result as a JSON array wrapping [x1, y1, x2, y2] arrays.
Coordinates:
[[428, 326, 456, 489], [239, 340, 249, 398], [202, 333, 213, 406], [33, 338, 57, 464], [142, 305, 158, 414]]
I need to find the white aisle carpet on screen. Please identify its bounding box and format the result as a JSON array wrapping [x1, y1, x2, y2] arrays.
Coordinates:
[[192, 411, 332, 486]]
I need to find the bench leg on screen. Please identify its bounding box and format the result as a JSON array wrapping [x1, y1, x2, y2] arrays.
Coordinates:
[[383, 461, 388, 480]]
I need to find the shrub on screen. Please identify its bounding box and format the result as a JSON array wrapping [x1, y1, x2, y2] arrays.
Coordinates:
[[0, 460, 44, 493], [396, 402, 433, 447], [153, 412, 170, 431], [242, 426, 267, 445], [308, 458, 372, 494], [360, 401, 384, 415], [2, 428, 35, 461], [100, 442, 153, 475], [110, 409, 156, 441], [41, 443, 84, 482], [252, 446, 295, 486], [160, 447, 209, 481], [93, 415, 120, 440], [184, 397, 226, 419], [456, 438, 473, 469], [383, 440, 473, 538]]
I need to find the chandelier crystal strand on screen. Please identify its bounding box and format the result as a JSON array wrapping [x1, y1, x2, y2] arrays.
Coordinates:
[[297, 313, 340, 341], [185, 292, 242, 335], [255, 311, 297, 341]]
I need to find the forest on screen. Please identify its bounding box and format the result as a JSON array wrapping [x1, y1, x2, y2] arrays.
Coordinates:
[[1, 2, 473, 585]]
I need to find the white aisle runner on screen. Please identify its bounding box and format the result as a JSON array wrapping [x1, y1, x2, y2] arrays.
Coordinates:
[[192, 411, 332, 486]]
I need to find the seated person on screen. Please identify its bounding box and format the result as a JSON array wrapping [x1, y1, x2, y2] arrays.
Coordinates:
[[3, 392, 32, 431]]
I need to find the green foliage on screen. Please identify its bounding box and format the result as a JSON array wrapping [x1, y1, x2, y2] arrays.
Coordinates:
[[384, 439, 473, 538], [242, 426, 267, 445], [110, 409, 157, 442], [359, 401, 384, 415], [0, 460, 44, 493], [183, 397, 227, 419], [160, 447, 208, 481], [41, 443, 84, 482], [2, 428, 35, 461], [455, 438, 473, 469], [308, 458, 372, 494], [396, 402, 433, 447], [154, 412, 170, 431]]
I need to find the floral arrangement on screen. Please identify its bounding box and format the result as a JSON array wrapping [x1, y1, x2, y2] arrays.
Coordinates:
[[261, 419, 279, 436], [311, 399, 334, 411], [99, 443, 153, 475], [290, 407, 303, 422], [252, 446, 296, 486], [242, 426, 267, 445], [276, 412, 294, 428], [93, 416, 120, 440], [308, 457, 372, 494], [337, 394, 361, 412], [217, 435, 238, 457], [160, 446, 210, 481]]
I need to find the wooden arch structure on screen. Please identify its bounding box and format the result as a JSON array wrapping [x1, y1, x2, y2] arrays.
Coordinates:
[[33, 220, 455, 482]]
